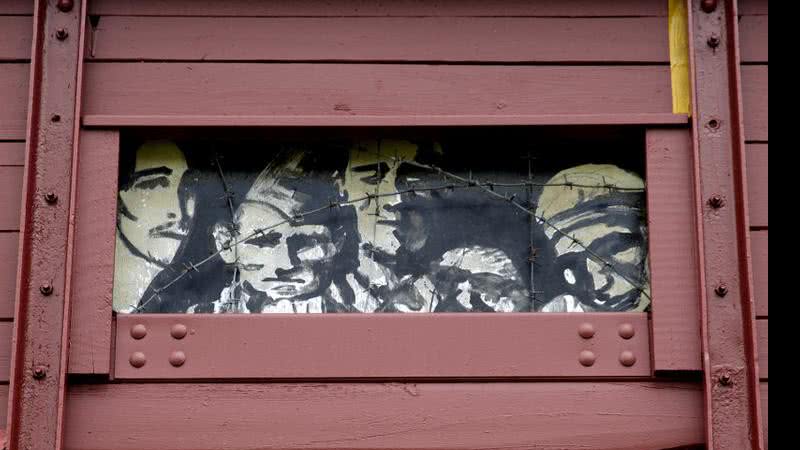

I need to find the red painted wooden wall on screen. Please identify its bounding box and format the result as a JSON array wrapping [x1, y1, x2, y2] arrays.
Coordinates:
[[0, 0, 767, 448]]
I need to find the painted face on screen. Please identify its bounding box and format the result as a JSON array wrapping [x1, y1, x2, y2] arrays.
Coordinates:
[[433, 246, 530, 312], [118, 141, 193, 267], [342, 140, 418, 255], [221, 201, 337, 301]]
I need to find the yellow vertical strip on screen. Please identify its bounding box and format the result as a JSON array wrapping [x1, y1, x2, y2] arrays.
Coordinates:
[[669, 0, 692, 115]]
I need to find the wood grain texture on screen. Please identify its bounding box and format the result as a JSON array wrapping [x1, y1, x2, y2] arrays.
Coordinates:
[[90, 16, 669, 63], [739, 15, 768, 63], [752, 231, 768, 317], [0, 233, 20, 319], [757, 319, 768, 380], [82, 63, 675, 125], [0, 0, 31, 15], [0, 16, 31, 61], [0, 322, 11, 382], [0, 64, 29, 140], [68, 131, 119, 375], [0, 167, 23, 231], [761, 382, 768, 449], [645, 128, 702, 372], [746, 143, 768, 227], [742, 65, 768, 142], [65, 381, 703, 450], [115, 314, 651, 379], [0, 142, 25, 166], [88, 0, 667, 17]]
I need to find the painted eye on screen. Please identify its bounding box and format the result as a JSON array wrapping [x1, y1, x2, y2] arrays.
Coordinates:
[[245, 231, 282, 248], [133, 175, 170, 190]]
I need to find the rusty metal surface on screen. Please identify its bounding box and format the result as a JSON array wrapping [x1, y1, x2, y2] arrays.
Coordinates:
[[5, 0, 87, 448], [688, 0, 764, 448]]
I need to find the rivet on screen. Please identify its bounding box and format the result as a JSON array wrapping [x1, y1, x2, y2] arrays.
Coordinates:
[[707, 118, 721, 130], [715, 283, 729, 297], [39, 282, 53, 296], [170, 323, 188, 340], [578, 350, 596, 367], [719, 373, 733, 386], [130, 324, 147, 340], [618, 323, 635, 340], [578, 323, 595, 339], [129, 351, 146, 368], [708, 195, 725, 209], [56, 0, 74, 12], [701, 0, 718, 13], [32, 366, 47, 380], [619, 351, 637, 367], [707, 34, 720, 48], [55, 28, 69, 41], [169, 350, 186, 367], [50, 114, 61, 122], [44, 192, 58, 204]]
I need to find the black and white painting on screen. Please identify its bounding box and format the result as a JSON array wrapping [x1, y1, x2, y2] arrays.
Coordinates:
[[113, 129, 651, 314]]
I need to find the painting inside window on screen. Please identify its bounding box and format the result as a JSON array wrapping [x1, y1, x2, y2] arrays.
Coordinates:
[[113, 128, 651, 314]]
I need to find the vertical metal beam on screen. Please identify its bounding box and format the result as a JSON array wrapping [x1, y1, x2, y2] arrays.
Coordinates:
[[687, 0, 764, 448], [6, 0, 87, 448]]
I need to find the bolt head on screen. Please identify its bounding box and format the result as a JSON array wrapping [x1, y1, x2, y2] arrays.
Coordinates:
[[130, 324, 147, 340], [50, 114, 61, 123], [170, 323, 188, 340], [578, 350, 596, 367], [619, 351, 637, 367], [55, 28, 69, 41], [701, 0, 718, 13], [618, 323, 636, 340], [707, 34, 720, 48], [56, 0, 74, 12], [129, 352, 146, 368], [715, 284, 729, 297], [578, 323, 595, 339], [39, 282, 53, 296], [169, 350, 186, 367], [32, 366, 47, 380], [44, 192, 58, 204], [708, 195, 725, 209], [719, 373, 733, 386]]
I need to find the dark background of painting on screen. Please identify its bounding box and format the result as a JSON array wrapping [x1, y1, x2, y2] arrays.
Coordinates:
[[120, 126, 647, 312]]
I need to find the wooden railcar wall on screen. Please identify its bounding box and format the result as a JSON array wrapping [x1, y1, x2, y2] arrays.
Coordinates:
[[0, 0, 766, 448]]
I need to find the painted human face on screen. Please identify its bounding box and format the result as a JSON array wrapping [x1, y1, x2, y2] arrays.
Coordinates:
[[548, 209, 648, 312], [342, 140, 418, 255], [221, 201, 337, 301], [118, 141, 193, 267], [433, 246, 530, 312]]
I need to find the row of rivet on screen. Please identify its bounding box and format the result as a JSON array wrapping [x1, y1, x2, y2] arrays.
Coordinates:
[[129, 323, 188, 368], [578, 322, 637, 367]]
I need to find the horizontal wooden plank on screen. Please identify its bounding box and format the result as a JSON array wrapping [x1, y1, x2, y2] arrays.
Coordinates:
[[65, 381, 703, 450], [68, 130, 119, 375], [646, 128, 701, 372], [0, 322, 10, 382], [0, 142, 25, 166], [0, 0, 31, 15], [89, 0, 667, 17], [757, 319, 768, 380], [91, 16, 669, 63], [0, 166, 23, 231], [739, 0, 768, 16], [115, 314, 652, 379], [739, 15, 768, 63], [742, 65, 768, 142], [0, 16, 31, 61], [761, 382, 768, 449], [83, 63, 676, 126], [752, 230, 768, 317], [0, 233, 19, 319], [0, 64, 29, 140], [746, 144, 768, 227]]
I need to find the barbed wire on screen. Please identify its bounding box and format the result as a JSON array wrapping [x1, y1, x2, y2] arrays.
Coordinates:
[[132, 162, 650, 313]]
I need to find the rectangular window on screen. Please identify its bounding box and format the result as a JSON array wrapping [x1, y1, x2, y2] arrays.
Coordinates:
[[113, 127, 650, 315]]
